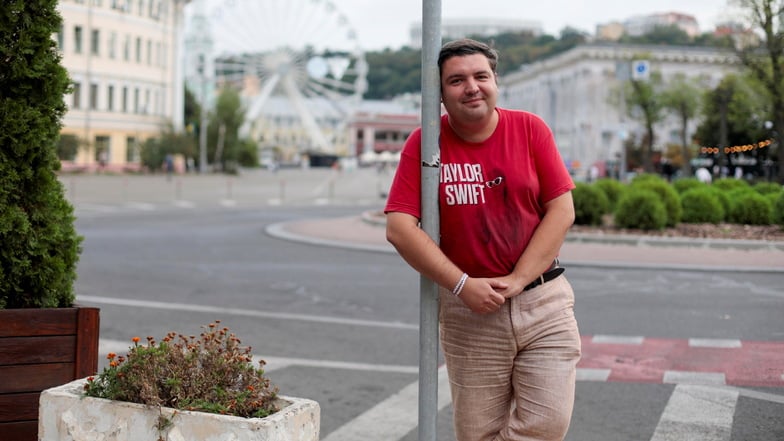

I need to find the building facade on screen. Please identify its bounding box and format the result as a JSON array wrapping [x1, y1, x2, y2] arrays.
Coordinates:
[[57, 0, 188, 171], [498, 43, 740, 178]]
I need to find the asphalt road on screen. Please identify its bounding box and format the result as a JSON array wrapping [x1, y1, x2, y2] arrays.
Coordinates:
[[64, 170, 784, 441]]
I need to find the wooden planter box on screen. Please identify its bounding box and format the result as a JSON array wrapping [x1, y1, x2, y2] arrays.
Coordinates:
[[0, 307, 99, 441]]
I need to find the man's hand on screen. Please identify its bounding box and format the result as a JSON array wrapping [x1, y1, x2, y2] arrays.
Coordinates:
[[458, 277, 507, 314]]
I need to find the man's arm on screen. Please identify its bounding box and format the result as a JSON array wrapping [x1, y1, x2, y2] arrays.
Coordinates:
[[386, 211, 507, 314], [495, 191, 575, 298]]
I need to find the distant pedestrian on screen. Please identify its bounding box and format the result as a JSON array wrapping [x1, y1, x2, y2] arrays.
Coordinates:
[[696, 167, 712, 184], [165, 154, 174, 181]]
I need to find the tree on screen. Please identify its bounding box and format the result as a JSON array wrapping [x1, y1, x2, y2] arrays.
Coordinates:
[[623, 69, 665, 173], [0, 0, 82, 308], [207, 87, 250, 172], [732, 0, 784, 180], [696, 74, 769, 174], [660, 74, 705, 176]]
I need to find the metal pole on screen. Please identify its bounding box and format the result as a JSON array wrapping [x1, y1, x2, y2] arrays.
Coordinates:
[[419, 1, 441, 440]]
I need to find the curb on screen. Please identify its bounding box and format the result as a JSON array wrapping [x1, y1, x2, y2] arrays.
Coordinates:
[[265, 219, 784, 273]]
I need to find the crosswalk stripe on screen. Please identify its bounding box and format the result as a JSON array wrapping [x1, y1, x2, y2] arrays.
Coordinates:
[[321, 365, 451, 441], [650, 384, 738, 441]]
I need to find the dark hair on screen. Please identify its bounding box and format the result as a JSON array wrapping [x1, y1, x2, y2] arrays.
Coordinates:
[[438, 38, 498, 77]]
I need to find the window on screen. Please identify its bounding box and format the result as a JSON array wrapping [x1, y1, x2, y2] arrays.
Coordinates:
[[126, 137, 139, 162], [135, 37, 141, 62], [108, 32, 116, 59], [122, 86, 128, 112], [56, 24, 64, 50], [95, 136, 110, 164], [72, 82, 82, 109], [89, 83, 98, 110], [74, 26, 83, 54], [107, 85, 114, 111], [123, 35, 130, 61], [134, 88, 139, 113], [90, 29, 100, 55]]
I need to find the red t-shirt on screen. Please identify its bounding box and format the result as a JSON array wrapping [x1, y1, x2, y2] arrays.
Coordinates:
[[384, 108, 574, 278]]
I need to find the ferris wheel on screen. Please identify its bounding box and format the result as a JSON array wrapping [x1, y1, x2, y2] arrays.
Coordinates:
[[197, 0, 368, 152]]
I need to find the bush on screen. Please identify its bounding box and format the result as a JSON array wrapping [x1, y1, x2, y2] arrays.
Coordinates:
[[753, 182, 783, 196], [713, 177, 750, 192], [630, 179, 682, 227], [672, 177, 705, 195], [705, 186, 731, 220], [773, 191, 784, 226], [572, 182, 609, 225], [593, 178, 626, 212], [84, 322, 279, 419], [0, 1, 82, 309], [680, 188, 724, 224], [726, 192, 773, 225], [615, 189, 668, 230]]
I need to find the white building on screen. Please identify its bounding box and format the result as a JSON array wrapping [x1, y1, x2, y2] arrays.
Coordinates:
[[57, 0, 189, 171], [498, 43, 740, 176], [624, 12, 700, 38]]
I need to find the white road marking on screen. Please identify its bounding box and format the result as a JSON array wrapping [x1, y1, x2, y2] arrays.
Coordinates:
[[650, 384, 738, 441], [577, 368, 611, 382], [592, 335, 644, 344], [663, 370, 726, 385], [689, 338, 742, 348], [78, 295, 418, 331], [321, 365, 451, 441]]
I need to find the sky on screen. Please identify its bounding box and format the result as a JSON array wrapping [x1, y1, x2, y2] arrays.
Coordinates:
[[326, 0, 736, 50], [193, 0, 740, 55]]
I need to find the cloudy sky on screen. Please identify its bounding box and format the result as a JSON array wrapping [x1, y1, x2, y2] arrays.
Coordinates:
[[195, 0, 739, 54], [332, 0, 737, 50]]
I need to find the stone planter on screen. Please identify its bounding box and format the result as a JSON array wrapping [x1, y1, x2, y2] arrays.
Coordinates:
[[39, 378, 320, 441]]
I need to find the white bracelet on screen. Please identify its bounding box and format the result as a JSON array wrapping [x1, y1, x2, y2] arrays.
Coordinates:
[[452, 273, 468, 296]]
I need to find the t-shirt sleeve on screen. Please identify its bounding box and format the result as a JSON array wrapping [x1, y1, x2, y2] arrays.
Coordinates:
[[384, 128, 423, 219]]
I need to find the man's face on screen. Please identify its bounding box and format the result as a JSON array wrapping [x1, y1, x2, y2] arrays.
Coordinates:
[[440, 53, 498, 124]]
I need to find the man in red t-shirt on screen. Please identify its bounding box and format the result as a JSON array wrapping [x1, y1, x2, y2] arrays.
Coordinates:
[[385, 39, 581, 441]]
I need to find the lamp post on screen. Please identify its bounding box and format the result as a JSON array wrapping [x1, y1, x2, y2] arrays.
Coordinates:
[[198, 54, 208, 174]]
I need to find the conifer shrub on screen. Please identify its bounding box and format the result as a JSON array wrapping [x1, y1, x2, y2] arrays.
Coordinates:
[[0, 0, 82, 309], [680, 188, 725, 224], [572, 182, 609, 226], [592, 178, 626, 212], [630, 179, 682, 227], [614, 189, 668, 231], [726, 191, 773, 225]]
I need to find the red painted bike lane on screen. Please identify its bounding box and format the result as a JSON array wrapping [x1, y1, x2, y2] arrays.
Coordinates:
[[578, 335, 784, 387]]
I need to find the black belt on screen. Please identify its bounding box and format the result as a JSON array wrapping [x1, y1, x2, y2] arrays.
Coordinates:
[[523, 262, 564, 291]]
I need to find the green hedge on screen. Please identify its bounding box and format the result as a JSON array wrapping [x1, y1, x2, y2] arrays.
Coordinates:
[[681, 188, 724, 224], [573, 182, 609, 226], [615, 189, 668, 230]]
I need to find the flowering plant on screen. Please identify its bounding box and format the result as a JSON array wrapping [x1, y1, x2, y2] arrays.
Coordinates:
[[83, 321, 279, 418]]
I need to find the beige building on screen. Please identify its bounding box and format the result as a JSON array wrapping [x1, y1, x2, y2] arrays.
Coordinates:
[[57, 0, 188, 171]]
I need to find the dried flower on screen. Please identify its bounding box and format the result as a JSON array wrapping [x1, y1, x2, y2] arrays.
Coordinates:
[[83, 322, 279, 419]]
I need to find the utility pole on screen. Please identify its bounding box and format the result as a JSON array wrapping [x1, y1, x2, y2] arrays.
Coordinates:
[[419, 1, 441, 440]]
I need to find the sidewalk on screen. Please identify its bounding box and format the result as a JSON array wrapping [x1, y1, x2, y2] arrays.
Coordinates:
[[268, 211, 784, 273]]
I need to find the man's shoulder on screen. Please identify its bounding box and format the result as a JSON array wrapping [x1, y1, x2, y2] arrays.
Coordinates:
[[497, 107, 544, 122]]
